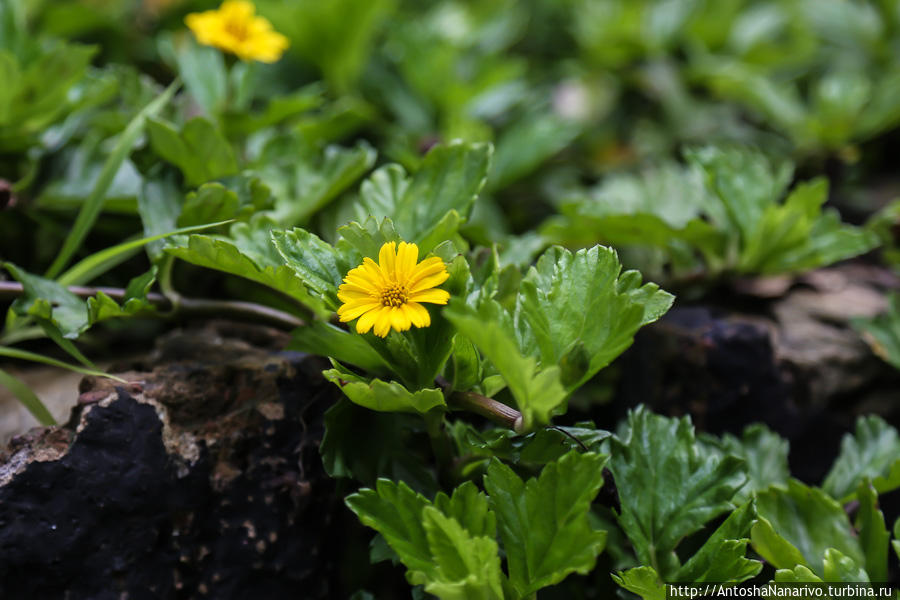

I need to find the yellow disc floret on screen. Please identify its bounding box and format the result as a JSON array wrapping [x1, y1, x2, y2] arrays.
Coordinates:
[[185, 1, 289, 63], [337, 242, 450, 338]]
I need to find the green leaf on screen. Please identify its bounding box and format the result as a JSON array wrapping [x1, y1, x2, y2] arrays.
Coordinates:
[[516, 245, 674, 390], [321, 398, 436, 492], [5, 262, 89, 338], [751, 479, 864, 577], [0, 345, 123, 381], [822, 548, 869, 583], [288, 320, 388, 374], [137, 177, 182, 262], [484, 450, 608, 596], [853, 292, 900, 370], [432, 481, 495, 539], [167, 221, 329, 318], [773, 564, 823, 583], [611, 566, 666, 600], [855, 480, 889, 583], [356, 143, 491, 251], [893, 518, 900, 562], [45, 79, 179, 278], [173, 37, 227, 116], [58, 220, 232, 287], [420, 507, 504, 600], [288, 142, 376, 224], [674, 501, 762, 583], [721, 424, 790, 502], [609, 407, 747, 580], [323, 362, 445, 415], [488, 112, 581, 191], [85, 268, 157, 324], [146, 117, 238, 187], [0, 367, 55, 426], [823, 415, 900, 503], [271, 227, 361, 310], [345, 479, 435, 579], [444, 298, 567, 431]]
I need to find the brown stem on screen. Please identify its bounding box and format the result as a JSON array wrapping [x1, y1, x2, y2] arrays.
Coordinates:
[[0, 281, 305, 331], [435, 375, 523, 432]]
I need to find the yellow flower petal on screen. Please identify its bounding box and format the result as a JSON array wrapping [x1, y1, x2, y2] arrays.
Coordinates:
[[410, 271, 450, 294], [396, 242, 419, 283], [356, 306, 381, 334], [409, 288, 450, 305], [185, 0, 289, 63], [373, 307, 393, 337], [403, 302, 431, 328], [378, 242, 397, 278], [337, 301, 381, 322]]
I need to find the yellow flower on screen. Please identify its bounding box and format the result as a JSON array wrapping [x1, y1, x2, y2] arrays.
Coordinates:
[[337, 242, 451, 338], [185, 1, 289, 63]]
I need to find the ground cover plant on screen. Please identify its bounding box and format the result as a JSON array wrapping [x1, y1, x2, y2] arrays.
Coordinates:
[[0, 0, 899, 597]]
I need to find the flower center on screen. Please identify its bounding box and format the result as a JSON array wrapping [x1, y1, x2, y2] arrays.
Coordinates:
[[380, 283, 408, 307], [225, 19, 250, 41]]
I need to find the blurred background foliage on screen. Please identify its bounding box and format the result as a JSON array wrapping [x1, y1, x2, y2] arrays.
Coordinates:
[[3, 0, 900, 275]]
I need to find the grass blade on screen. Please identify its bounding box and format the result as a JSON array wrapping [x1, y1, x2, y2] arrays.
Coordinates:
[[45, 79, 181, 279], [0, 367, 56, 426], [0, 345, 125, 382]]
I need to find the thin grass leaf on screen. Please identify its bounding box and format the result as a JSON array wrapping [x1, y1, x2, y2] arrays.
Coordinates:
[[0, 345, 124, 382], [0, 367, 55, 426], [57, 219, 233, 286], [45, 79, 181, 279]]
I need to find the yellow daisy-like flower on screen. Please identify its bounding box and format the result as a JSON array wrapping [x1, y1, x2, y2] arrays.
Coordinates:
[[337, 242, 451, 338], [185, 0, 289, 63]]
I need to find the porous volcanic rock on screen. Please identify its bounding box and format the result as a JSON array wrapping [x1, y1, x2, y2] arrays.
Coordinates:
[[0, 322, 349, 599]]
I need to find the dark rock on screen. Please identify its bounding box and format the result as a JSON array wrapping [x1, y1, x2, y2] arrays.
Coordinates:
[[0, 324, 351, 600]]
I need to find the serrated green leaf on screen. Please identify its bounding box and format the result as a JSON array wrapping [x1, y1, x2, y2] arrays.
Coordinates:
[[853, 293, 900, 370], [355, 143, 491, 249], [85, 268, 157, 324], [323, 362, 445, 414], [271, 227, 360, 309], [484, 450, 608, 596], [722, 424, 790, 502], [5, 262, 89, 338], [345, 479, 435, 579], [432, 481, 495, 540], [752, 480, 864, 576], [147, 116, 238, 186], [444, 298, 567, 430], [420, 507, 504, 600], [288, 320, 388, 374], [855, 480, 889, 582], [773, 564, 823, 583], [609, 407, 747, 580], [823, 415, 900, 503], [167, 220, 329, 318], [516, 245, 674, 390], [823, 548, 870, 583], [674, 501, 762, 583], [611, 566, 666, 600], [321, 398, 436, 493]]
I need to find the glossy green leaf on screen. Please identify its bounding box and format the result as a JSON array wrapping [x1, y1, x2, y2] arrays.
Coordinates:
[[822, 415, 900, 503], [444, 298, 567, 431], [609, 407, 747, 580], [855, 480, 889, 582], [853, 292, 900, 370], [271, 227, 361, 309], [674, 501, 762, 583], [321, 398, 436, 493], [147, 116, 238, 186], [323, 362, 445, 414], [516, 245, 673, 391], [721, 424, 790, 502], [484, 450, 608, 596], [752, 480, 864, 576], [611, 567, 666, 600]]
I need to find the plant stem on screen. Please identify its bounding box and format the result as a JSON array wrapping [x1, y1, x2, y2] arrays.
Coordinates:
[[0, 281, 305, 331], [436, 377, 524, 432]]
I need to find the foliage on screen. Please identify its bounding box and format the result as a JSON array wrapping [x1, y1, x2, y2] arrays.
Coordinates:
[[1, 1, 900, 598]]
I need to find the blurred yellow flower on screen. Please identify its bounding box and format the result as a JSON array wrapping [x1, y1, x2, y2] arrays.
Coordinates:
[[337, 242, 450, 338], [185, 0, 288, 63]]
